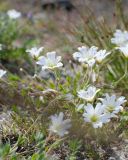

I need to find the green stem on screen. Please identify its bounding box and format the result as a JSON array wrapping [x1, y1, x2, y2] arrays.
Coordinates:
[[114, 58, 128, 86], [54, 70, 60, 90], [83, 66, 93, 88]]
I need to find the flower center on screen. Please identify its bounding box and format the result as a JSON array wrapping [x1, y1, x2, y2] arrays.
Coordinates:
[[90, 114, 99, 123], [55, 124, 63, 131], [106, 105, 115, 113], [47, 60, 55, 67]]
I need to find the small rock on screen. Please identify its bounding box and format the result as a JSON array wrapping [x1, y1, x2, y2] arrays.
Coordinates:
[[41, 0, 74, 12]]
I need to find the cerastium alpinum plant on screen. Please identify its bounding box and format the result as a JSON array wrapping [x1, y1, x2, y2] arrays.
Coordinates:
[[26, 42, 127, 133], [0, 1, 128, 159], [23, 38, 128, 158]]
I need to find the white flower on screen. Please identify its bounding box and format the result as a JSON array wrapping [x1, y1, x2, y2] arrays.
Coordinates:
[[26, 47, 44, 59], [0, 69, 6, 78], [100, 94, 126, 117], [49, 112, 71, 137], [111, 29, 128, 47], [118, 44, 128, 58], [111, 29, 128, 58], [73, 46, 98, 67], [77, 86, 100, 102], [95, 50, 110, 63], [7, 9, 21, 19], [36, 51, 63, 70], [83, 103, 110, 128]]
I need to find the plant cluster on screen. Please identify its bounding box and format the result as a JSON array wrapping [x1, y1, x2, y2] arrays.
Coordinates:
[[0, 4, 128, 160]]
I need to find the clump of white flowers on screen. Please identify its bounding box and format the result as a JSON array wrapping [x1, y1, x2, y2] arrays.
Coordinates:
[[78, 93, 126, 128], [36, 51, 63, 70], [26, 47, 44, 59], [78, 86, 100, 102], [25, 33, 127, 133], [111, 29, 128, 58], [7, 9, 21, 19], [43, 37, 127, 131], [49, 112, 71, 137], [73, 46, 110, 66], [0, 69, 6, 78]]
